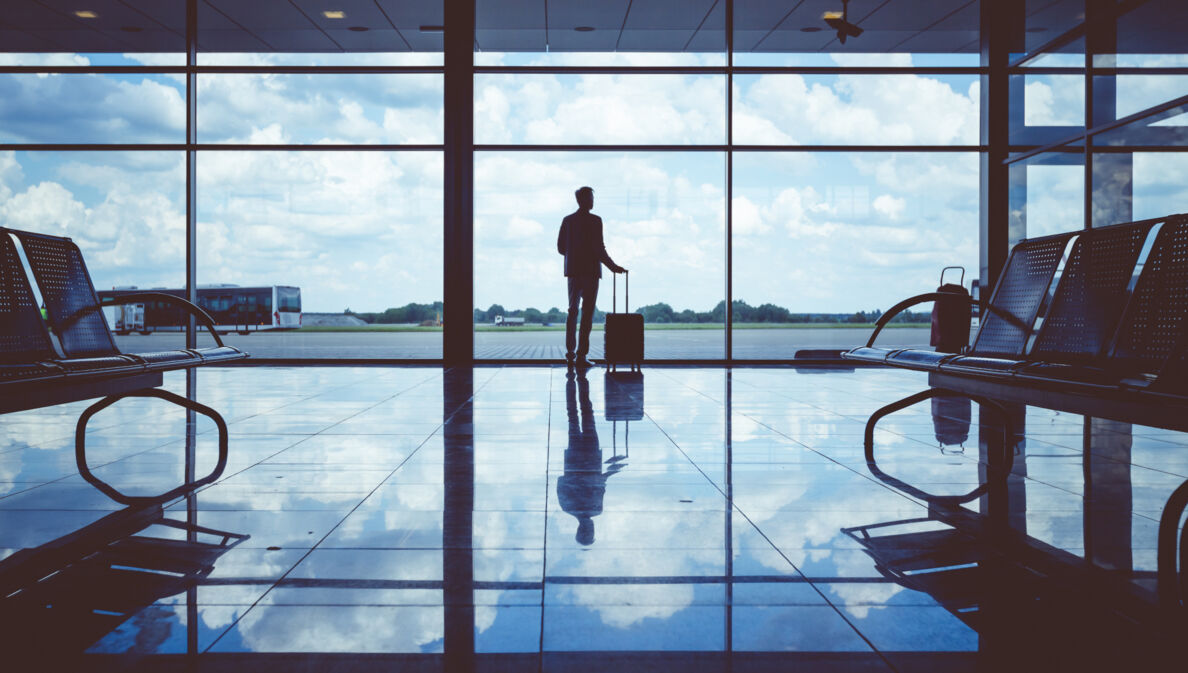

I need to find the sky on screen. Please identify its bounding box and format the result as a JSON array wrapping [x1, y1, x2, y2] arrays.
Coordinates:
[[0, 51, 1185, 314]]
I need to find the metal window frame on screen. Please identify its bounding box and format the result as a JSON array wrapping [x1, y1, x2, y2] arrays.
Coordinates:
[[0, 0, 1045, 366]]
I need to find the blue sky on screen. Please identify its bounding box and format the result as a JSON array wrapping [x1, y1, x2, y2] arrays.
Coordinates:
[[0, 52, 1184, 313]]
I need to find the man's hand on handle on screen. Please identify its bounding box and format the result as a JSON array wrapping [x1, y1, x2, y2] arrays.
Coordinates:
[[612, 265, 627, 274]]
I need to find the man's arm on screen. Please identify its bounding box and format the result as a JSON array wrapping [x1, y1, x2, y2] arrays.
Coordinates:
[[595, 217, 626, 273], [557, 218, 568, 255]]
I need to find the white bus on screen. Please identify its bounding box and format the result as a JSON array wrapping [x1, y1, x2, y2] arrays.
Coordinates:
[[98, 285, 301, 335]]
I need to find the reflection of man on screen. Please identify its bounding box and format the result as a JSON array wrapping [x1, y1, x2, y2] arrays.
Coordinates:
[[556, 370, 625, 546], [557, 186, 626, 368]]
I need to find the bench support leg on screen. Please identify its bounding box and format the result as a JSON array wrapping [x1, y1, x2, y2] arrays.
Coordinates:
[[75, 389, 229, 506], [864, 388, 1016, 506], [1158, 478, 1188, 615]]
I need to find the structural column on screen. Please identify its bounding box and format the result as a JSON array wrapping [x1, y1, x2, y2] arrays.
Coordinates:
[[979, 0, 1022, 294], [443, 0, 475, 363], [186, 0, 198, 350], [1085, 0, 1130, 228]]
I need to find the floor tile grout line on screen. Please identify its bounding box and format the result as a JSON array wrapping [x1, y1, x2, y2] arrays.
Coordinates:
[[676, 369, 1015, 510], [643, 368, 909, 670], [179, 368, 446, 502], [538, 366, 555, 664], [200, 367, 476, 653], [3, 368, 440, 506]]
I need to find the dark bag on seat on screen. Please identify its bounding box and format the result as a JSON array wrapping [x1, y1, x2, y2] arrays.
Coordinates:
[[930, 266, 971, 354], [604, 272, 643, 371]]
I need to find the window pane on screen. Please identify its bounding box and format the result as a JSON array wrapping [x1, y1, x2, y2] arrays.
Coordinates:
[[0, 73, 185, 143], [1021, 75, 1085, 127], [198, 74, 443, 144], [475, 74, 725, 145], [0, 150, 187, 348], [1132, 153, 1188, 221], [732, 152, 979, 358], [475, 151, 725, 360], [1113, 75, 1188, 121], [198, 151, 443, 359], [733, 74, 978, 146], [1009, 155, 1084, 240]]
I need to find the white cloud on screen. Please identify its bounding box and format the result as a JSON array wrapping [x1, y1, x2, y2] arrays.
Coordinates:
[[1023, 76, 1084, 127], [476, 74, 725, 145], [872, 194, 906, 220], [735, 72, 978, 145]]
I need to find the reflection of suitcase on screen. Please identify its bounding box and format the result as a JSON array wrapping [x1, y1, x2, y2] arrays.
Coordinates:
[[609, 420, 630, 461], [604, 271, 643, 371], [931, 395, 971, 452], [605, 370, 644, 421]]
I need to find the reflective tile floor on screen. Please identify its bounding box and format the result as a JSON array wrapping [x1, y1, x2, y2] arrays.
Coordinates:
[[0, 366, 1185, 672]]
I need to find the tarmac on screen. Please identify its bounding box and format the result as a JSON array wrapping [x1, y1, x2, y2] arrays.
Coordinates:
[[113, 327, 933, 360]]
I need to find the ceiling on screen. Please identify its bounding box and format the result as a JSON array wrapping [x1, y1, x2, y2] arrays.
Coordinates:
[[0, 0, 1181, 56]]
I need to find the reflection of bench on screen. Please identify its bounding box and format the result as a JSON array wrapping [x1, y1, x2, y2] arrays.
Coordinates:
[[1, 228, 247, 503], [844, 214, 1188, 431], [0, 504, 247, 655]]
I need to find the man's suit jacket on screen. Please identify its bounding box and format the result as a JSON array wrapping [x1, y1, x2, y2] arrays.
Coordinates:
[[557, 210, 617, 278]]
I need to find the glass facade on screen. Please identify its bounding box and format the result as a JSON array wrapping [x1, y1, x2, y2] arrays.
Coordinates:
[[0, 0, 1184, 362]]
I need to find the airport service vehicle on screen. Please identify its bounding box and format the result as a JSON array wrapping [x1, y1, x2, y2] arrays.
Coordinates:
[[98, 285, 301, 335]]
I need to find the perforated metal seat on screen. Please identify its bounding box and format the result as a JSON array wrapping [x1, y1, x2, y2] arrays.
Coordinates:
[[968, 231, 1078, 359], [131, 350, 202, 368], [0, 363, 61, 385], [195, 346, 248, 363], [6, 229, 247, 372], [885, 349, 956, 371], [845, 231, 1076, 368], [844, 347, 893, 363], [1111, 217, 1188, 382], [1029, 220, 1156, 364], [0, 231, 66, 386], [938, 355, 1023, 377], [53, 356, 143, 376]]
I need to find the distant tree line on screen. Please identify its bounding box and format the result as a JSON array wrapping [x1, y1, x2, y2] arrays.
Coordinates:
[[349, 301, 443, 325], [346, 300, 927, 325], [633, 301, 926, 325]]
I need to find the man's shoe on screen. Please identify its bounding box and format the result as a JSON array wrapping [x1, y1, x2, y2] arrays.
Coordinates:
[[574, 357, 596, 369]]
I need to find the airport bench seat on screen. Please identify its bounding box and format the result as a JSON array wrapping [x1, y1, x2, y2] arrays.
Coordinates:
[[0, 227, 241, 503], [844, 214, 1188, 428]]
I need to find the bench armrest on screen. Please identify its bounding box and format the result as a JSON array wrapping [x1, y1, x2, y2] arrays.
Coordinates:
[[864, 291, 1030, 348], [101, 292, 226, 347]]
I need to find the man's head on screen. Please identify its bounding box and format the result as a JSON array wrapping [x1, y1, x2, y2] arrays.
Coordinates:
[[576, 516, 595, 546], [575, 186, 594, 211]]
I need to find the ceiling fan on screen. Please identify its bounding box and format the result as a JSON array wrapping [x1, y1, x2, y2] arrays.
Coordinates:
[[824, 0, 865, 44]]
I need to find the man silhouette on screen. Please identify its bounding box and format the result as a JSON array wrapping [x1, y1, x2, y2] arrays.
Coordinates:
[[557, 186, 626, 368], [556, 369, 626, 546]]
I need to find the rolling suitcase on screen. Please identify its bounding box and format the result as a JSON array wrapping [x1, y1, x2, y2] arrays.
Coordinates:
[[603, 271, 643, 372]]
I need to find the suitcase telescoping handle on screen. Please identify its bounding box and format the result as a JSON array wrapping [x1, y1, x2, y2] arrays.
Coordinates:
[[940, 266, 964, 287], [613, 270, 629, 314]]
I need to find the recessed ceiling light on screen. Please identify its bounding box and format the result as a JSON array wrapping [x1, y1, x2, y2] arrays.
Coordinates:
[[574, 26, 595, 32], [348, 26, 368, 32], [74, 10, 98, 19], [800, 26, 823, 33], [323, 10, 345, 19], [419, 25, 444, 33]]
